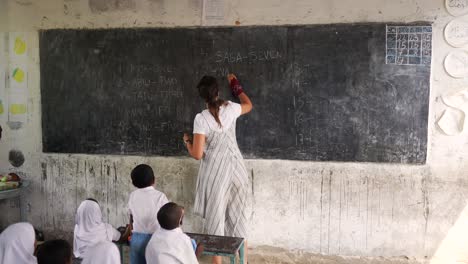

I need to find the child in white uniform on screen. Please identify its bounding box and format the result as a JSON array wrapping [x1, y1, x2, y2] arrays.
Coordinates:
[[73, 199, 121, 259], [0, 222, 37, 264], [128, 164, 169, 264], [82, 241, 121, 264], [145, 202, 202, 264]]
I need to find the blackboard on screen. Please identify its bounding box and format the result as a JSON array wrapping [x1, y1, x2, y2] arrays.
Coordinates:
[[40, 23, 431, 163]]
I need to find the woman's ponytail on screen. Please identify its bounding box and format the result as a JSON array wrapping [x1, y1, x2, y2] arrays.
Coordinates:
[[197, 76, 226, 127]]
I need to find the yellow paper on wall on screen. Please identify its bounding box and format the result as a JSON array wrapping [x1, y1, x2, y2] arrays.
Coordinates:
[[9, 104, 26, 114], [14, 37, 26, 55], [12, 68, 25, 83], [9, 33, 28, 58]]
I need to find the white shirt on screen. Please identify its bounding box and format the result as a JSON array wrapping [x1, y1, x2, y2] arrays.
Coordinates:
[[145, 228, 198, 264], [82, 241, 121, 264], [0, 222, 37, 264], [73, 200, 121, 258], [193, 101, 242, 135], [128, 186, 169, 233]]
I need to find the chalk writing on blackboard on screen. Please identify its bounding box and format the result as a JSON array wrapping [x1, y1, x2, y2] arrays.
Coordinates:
[[386, 25, 432, 66]]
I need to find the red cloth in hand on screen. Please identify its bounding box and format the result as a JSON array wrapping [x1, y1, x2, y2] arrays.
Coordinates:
[[229, 77, 244, 97]]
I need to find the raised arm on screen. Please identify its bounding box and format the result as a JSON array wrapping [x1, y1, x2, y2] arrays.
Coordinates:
[[228, 74, 252, 115], [238, 92, 252, 115]]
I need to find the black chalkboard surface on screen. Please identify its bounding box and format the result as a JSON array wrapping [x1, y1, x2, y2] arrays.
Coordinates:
[[40, 23, 430, 163]]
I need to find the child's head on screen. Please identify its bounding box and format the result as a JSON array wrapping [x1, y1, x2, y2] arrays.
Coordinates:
[[37, 239, 72, 264], [131, 164, 155, 188], [76, 200, 103, 226], [86, 198, 98, 204], [157, 202, 184, 230], [0, 223, 36, 263]]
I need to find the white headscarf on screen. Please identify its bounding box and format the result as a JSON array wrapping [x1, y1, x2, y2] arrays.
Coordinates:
[[81, 241, 121, 264], [73, 200, 117, 258], [0, 222, 37, 264]]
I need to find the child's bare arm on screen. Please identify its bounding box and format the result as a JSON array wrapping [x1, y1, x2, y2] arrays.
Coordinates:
[[195, 243, 204, 258]]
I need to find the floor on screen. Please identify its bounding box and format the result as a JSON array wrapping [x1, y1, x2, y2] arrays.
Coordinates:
[[120, 244, 423, 264], [198, 246, 423, 264]]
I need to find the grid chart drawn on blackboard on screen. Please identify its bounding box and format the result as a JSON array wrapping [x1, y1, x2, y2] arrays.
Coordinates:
[[386, 25, 432, 66]]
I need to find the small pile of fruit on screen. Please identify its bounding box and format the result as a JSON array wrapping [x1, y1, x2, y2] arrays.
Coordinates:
[[0, 173, 21, 191]]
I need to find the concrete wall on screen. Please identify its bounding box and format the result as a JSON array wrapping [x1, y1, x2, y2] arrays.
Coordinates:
[[1, 0, 468, 262]]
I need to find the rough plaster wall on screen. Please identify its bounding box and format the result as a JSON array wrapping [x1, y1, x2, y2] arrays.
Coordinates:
[[2, 0, 468, 261]]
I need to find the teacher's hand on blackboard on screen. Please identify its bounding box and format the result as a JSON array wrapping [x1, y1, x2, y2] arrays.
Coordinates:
[[227, 73, 244, 97], [183, 133, 192, 145]]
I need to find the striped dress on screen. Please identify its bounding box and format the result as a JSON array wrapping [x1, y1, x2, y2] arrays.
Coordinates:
[[193, 103, 249, 238]]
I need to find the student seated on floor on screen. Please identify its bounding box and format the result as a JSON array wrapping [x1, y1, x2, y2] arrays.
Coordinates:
[[73, 199, 127, 260], [37, 239, 72, 264], [81, 241, 121, 264], [128, 164, 169, 264], [0, 222, 37, 264], [145, 202, 203, 264]]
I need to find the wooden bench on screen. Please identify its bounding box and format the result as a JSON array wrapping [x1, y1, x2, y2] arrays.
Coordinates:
[[115, 232, 245, 264], [187, 233, 245, 264]]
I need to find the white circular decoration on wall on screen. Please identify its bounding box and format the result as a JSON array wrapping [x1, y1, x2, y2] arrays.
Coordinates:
[[437, 107, 465, 135], [446, 0, 468, 16], [445, 18, 468, 47], [445, 50, 468, 78]]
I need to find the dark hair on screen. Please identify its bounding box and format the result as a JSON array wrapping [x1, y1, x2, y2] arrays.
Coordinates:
[[37, 239, 72, 264], [35, 228, 45, 242], [86, 198, 98, 204], [157, 202, 183, 230], [131, 164, 155, 188], [197, 76, 226, 127]]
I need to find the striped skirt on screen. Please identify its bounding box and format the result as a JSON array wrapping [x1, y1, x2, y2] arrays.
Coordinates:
[[193, 125, 249, 238]]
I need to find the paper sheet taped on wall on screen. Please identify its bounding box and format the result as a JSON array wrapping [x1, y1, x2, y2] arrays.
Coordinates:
[[9, 33, 27, 59], [0, 34, 6, 123], [438, 108, 465, 135], [442, 89, 468, 110], [8, 90, 27, 124], [0, 33, 5, 59], [202, 0, 224, 25], [0, 64, 5, 120], [446, 0, 468, 17], [9, 63, 27, 90], [445, 18, 468, 47], [444, 50, 468, 78]]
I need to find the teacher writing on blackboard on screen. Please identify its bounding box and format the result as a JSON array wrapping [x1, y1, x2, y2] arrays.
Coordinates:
[[184, 74, 252, 264]]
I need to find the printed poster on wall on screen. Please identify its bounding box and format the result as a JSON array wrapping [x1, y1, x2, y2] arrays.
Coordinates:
[[202, 0, 225, 25]]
